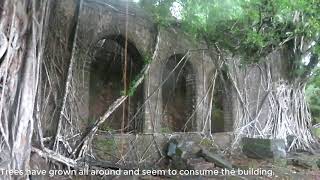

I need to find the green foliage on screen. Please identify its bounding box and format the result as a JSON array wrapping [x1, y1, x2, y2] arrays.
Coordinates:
[[160, 127, 173, 133], [312, 128, 320, 138], [120, 75, 142, 96], [306, 68, 320, 124], [95, 138, 117, 153], [199, 138, 213, 147], [127, 74, 143, 96], [140, 0, 320, 122], [139, 0, 177, 26], [99, 125, 115, 132], [142, 53, 153, 65], [140, 0, 320, 72], [120, 75, 141, 96], [121, 53, 151, 96]]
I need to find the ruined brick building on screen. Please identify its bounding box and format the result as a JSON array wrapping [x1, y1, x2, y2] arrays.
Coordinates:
[[74, 0, 233, 133], [42, 0, 243, 165]]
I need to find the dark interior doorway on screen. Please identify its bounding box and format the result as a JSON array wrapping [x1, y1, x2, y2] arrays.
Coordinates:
[[89, 36, 144, 133], [211, 75, 233, 133], [161, 55, 196, 132]]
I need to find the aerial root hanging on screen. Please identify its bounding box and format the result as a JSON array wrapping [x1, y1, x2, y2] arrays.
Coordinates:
[[229, 60, 319, 151]]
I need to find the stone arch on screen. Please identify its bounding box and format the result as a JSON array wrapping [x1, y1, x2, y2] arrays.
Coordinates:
[[89, 35, 145, 133], [79, 0, 157, 58], [74, 0, 157, 133], [161, 54, 197, 132]]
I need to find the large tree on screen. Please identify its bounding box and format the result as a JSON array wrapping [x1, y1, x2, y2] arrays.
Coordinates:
[[0, 0, 50, 178], [140, 0, 320, 151]]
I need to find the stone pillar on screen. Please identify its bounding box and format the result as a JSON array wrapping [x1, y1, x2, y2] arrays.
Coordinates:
[[191, 52, 214, 134], [144, 57, 163, 133]]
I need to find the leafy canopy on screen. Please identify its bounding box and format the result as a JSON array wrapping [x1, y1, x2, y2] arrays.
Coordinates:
[[139, 0, 320, 122], [140, 0, 320, 68]]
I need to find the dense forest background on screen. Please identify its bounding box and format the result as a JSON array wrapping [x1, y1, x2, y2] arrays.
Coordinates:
[[307, 69, 320, 125]]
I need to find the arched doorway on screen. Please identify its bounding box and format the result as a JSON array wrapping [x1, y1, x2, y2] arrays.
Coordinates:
[[89, 35, 144, 133], [161, 55, 196, 132], [211, 78, 225, 132], [211, 75, 233, 133]]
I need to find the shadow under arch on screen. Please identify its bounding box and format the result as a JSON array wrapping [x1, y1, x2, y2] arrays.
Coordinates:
[[89, 35, 145, 133], [161, 54, 196, 132], [211, 71, 233, 133]]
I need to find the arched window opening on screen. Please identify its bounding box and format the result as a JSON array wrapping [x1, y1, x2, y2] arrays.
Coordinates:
[[89, 35, 144, 133], [161, 55, 196, 132]]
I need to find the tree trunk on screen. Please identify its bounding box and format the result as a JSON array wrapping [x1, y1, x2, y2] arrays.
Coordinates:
[[0, 0, 50, 178], [226, 50, 319, 151]]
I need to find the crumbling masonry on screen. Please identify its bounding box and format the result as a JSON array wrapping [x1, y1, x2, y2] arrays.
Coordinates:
[[43, 0, 234, 165]]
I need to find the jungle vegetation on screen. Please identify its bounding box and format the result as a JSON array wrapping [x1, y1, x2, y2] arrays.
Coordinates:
[[139, 0, 320, 125]]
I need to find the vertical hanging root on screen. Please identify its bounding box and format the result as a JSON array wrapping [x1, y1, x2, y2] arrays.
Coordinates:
[[229, 60, 319, 152], [276, 83, 319, 151]]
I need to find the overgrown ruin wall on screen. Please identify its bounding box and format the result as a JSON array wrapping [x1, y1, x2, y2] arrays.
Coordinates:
[[42, 0, 235, 165], [70, 0, 218, 134]]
